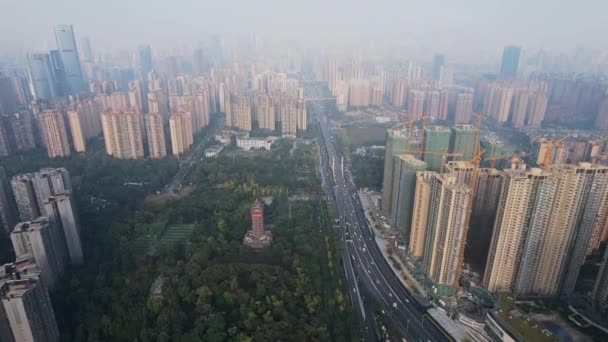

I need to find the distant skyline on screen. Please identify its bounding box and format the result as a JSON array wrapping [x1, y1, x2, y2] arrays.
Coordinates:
[[1, 0, 607, 61]]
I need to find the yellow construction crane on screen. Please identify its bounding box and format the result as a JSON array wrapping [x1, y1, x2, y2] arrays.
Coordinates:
[[542, 133, 574, 169], [418, 115, 428, 159]]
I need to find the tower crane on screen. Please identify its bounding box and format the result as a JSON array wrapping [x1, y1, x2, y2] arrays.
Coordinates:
[[542, 133, 574, 169]]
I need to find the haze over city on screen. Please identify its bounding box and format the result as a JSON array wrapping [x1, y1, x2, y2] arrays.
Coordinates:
[[2, 0, 608, 61], [1, 1, 608, 341]]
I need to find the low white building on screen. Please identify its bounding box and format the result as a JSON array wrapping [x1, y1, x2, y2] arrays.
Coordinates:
[[204, 145, 224, 158], [236, 137, 277, 151]]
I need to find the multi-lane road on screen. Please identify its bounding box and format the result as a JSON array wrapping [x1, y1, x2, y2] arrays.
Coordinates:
[[311, 100, 448, 342], [164, 116, 224, 194]]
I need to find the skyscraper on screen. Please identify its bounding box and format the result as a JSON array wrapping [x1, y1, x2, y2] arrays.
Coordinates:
[[80, 37, 94, 62], [499, 46, 521, 78], [423, 174, 471, 292], [54, 25, 84, 93], [145, 112, 166, 158], [0, 73, 18, 115], [48, 50, 68, 97], [138, 45, 153, 77], [26, 53, 57, 101], [39, 110, 71, 158], [101, 111, 145, 159], [432, 54, 445, 80], [1, 278, 60, 342], [169, 111, 194, 156]]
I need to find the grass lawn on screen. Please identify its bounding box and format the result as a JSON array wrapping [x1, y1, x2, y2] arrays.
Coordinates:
[[497, 294, 557, 342]]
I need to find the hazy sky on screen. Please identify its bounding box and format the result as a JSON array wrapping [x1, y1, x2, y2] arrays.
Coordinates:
[[1, 0, 606, 58]]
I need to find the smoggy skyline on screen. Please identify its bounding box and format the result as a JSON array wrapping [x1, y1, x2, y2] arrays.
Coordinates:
[[1, 0, 607, 60]]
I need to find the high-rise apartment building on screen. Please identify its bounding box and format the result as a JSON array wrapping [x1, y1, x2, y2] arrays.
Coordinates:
[[595, 99, 608, 130], [145, 112, 166, 158], [423, 126, 451, 172], [409, 171, 434, 259], [11, 175, 40, 222], [483, 84, 514, 123], [424, 91, 440, 119], [470, 168, 504, 263], [510, 90, 529, 127], [449, 124, 477, 162], [593, 248, 608, 312], [54, 24, 84, 93], [408, 90, 425, 121], [480, 136, 505, 168], [39, 110, 71, 158], [526, 92, 548, 127], [169, 111, 194, 156], [1, 278, 60, 342], [381, 130, 409, 217], [43, 194, 83, 265], [0, 167, 17, 235], [10, 168, 71, 222], [454, 93, 474, 124], [256, 93, 275, 130], [484, 167, 555, 292], [72, 99, 101, 139], [437, 89, 450, 121], [556, 164, 608, 295], [11, 217, 67, 289], [390, 156, 427, 240], [297, 98, 307, 132], [67, 109, 86, 152], [423, 174, 471, 292], [348, 79, 370, 108], [101, 111, 145, 159], [499, 46, 521, 78], [280, 97, 297, 137], [2, 111, 36, 153], [233, 96, 252, 131]]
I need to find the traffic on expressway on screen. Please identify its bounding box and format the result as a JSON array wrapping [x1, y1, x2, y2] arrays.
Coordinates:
[[312, 101, 450, 342]]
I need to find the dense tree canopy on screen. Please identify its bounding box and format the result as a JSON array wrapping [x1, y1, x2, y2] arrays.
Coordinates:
[[42, 140, 354, 341]]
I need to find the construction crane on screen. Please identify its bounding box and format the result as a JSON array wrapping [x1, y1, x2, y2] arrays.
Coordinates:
[[418, 115, 428, 159], [473, 113, 484, 158], [542, 133, 574, 169]]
